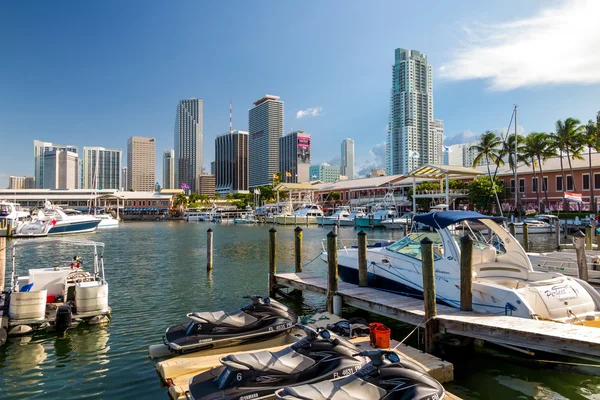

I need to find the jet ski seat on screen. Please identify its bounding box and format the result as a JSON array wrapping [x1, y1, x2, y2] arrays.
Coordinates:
[[278, 377, 386, 400], [188, 310, 258, 327], [223, 347, 316, 374]]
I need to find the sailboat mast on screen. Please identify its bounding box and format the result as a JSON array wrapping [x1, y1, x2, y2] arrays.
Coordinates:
[[514, 105, 518, 215]]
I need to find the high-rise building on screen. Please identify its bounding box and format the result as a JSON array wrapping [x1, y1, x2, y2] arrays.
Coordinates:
[[8, 176, 35, 189], [279, 131, 311, 183], [163, 149, 175, 190], [309, 164, 340, 183], [78, 159, 84, 189], [249, 95, 284, 187], [121, 167, 128, 191], [43, 150, 78, 189], [82, 146, 122, 189], [196, 174, 216, 198], [386, 48, 444, 174], [127, 136, 156, 192], [341, 138, 355, 179], [445, 141, 491, 168], [33, 140, 78, 188], [215, 130, 249, 195], [210, 161, 216, 176], [175, 98, 203, 192]]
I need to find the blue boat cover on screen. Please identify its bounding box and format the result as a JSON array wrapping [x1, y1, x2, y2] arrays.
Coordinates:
[[414, 211, 504, 229]]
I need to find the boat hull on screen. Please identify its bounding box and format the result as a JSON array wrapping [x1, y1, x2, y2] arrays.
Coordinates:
[[275, 215, 319, 225], [97, 219, 119, 228], [355, 217, 384, 228], [48, 220, 100, 235]]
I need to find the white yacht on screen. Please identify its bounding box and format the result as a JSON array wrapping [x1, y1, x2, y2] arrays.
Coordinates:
[[185, 208, 214, 222], [14, 203, 100, 237], [275, 204, 324, 225], [323, 211, 600, 326], [381, 212, 415, 230], [338, 209, 367, 226], [317, 206, 351, 226], [95, 213, 119, 228], [0, 201, 30, 234]]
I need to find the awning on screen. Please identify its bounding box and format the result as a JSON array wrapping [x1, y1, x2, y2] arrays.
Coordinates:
[[407, 164, 484, 179]]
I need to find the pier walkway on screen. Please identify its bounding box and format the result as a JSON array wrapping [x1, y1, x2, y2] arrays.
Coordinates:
[[275, 272, 600, 362]]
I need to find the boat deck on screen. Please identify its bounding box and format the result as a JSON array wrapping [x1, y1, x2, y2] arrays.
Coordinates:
[[275, 272, 600, 361]]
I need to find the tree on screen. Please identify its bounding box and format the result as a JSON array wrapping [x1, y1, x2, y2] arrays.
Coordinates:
[[188, 193, 200, 204], [329, 191, 340, 203], [173, 193, 188, 212], [524, 132, 554, 211], [225, 193, 235, 201], [214, 192, 222, 200], [199, 194, 210, 204], [470, 131, 503, 211], [469, 176, 505, 214], [551, 118, 585, 209], [583, 117, 600, 212]]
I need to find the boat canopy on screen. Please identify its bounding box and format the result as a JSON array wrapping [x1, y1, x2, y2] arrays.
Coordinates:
[[12, 238, 105, 248], [414, 211, 505, 229]]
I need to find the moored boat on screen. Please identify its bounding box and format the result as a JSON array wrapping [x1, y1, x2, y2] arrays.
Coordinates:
[[14, 203, 100, 237]]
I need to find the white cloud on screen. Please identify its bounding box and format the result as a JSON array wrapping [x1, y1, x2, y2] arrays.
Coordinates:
[[296, 106, 323, 119], [357, 142, 386, 177], [440, 0, 600, 90]]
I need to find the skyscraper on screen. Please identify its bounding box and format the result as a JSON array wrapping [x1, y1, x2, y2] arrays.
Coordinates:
[[279, 131, 311, 183], [309, 164, 340, 183], [163, 149, 175, 190], [175, 98, 203, 192], [340, 138, 355, 179], [82, 146, 122, 189], [386, 48, 444, 175], [127, 136, 156, 191], [249, 95, 284, 187], [33, 140, 78, 188], [215, 130, 249, 195], [8, 176, 35, 189], [43, 150, 79, 189], [121, 167, 128, 191]]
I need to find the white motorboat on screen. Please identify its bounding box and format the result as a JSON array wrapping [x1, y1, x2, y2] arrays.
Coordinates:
[[338, 209, 367, 226], [95, 213, 119, 228], [185, 208, 215, 222], [4, 238, 110, 337], [317, 206, 351, 226], [233, 206, 257, 224], [0, 201, 30, 235], [355, 208, 398, 228], [381, 212, 414, 230], [275, 204, 324, 225], [513, 220, 554, 234], [14, 202, 100, 237], [323, 210, 600, 326]]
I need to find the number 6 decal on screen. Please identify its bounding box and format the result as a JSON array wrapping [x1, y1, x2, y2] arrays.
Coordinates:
[[237, 373, 242, 381]]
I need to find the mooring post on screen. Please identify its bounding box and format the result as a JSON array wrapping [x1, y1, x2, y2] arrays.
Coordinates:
[[326, 231, 339, 314], [460, 235, 473, 311], [564, 219, 568, 240], [592, 218, 597, 245], [522, 222, 529, 252], [358, 230, 368, 287], [294, 226, 303, 273], [402, 223, 407, 237], [555, 219, 561, 251], [573, 230, 588, 282], [421, 237, 438, 354], [0, 237, 5, 291], [206, 228, 213, 271], [586, 224, 593, 251], [269, 228, 277, 297], [509, 222, 516, 238], [333, 223, 338, 236]]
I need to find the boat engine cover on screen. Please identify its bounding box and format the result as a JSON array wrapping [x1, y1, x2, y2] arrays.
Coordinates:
[[55, 305, 73, 333]]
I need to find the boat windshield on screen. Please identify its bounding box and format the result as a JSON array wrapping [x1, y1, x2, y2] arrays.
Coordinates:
[[449, 221, 507, 255], [386, 232, 443, 261]]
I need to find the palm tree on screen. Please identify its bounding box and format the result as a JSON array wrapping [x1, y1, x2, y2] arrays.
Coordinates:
[[470, 131, 504, 212], [173, 193, 188, 212], [551, 118, 585, 210], [583, 117, 600, 211], [524, 133, 555, 211]]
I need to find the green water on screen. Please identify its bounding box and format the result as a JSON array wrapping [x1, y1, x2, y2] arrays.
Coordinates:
[[0, 222, 598, 399]]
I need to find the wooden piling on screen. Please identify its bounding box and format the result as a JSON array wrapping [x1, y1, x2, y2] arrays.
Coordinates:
[[592, 218, 597, 245], [326, 231, 338, 314], [269, 228, 277, 297], [460, 234, 473, 311], [294, 226, 303, 273], [522, 222, 529, 252], [573, 230, 588, 282], [555, 219, 561, 251], [586, 225, 593, 251], [333, 223, 338, 236], [421, 237, 438, 354], [206, 228, 213, 271], [358, 230, 368, 287], [509, 222, 516, 238], [0, 237, 5, 291]]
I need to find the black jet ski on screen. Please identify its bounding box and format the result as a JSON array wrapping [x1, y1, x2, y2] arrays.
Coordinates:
[[187, 328, 367, 400], [276, 350, 446, 400], [163, 296, 298, 354]]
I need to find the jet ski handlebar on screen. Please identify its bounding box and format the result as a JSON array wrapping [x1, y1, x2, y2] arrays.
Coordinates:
[[242, 295, 270, 305], [352, 350, 400, 367]]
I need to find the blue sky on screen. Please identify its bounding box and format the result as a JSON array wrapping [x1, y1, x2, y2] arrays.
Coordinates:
[[1, 0, 600, 186]]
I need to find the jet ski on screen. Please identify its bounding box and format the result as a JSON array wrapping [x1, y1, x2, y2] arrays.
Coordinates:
[[187, 328, 367, 400], [163, 295, 298, 354], [276, 350, 446, 400]]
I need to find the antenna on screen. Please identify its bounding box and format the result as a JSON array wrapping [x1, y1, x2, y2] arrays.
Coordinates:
[[229, 100, 233, 133]]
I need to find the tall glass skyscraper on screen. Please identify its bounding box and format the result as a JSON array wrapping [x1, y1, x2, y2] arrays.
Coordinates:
[[174, 99, 203, 192], [33, 140, 78, 188], [340, 138, 355, 179], [386, 48, 444, 175], [163, 149, 175, 190], [82, 146, 122, 189], [249, 95, 283, 188], [215, 130, 249, 195]]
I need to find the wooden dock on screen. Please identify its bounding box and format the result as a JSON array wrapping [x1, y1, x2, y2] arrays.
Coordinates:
[[275, 272, 600, 362]]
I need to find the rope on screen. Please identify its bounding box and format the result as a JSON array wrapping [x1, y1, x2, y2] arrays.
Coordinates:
[[393, 315, 435, 349], [303, 251, 324, 268]]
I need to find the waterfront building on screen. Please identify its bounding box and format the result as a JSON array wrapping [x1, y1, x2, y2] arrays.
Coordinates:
[[175, 98, 203, 192], [309, 163, 340, 183], [42, 150, 79, 189], [279, 131, 311, 183], [386, 48, 444, 174], [8, 176, 35, 189], [127, 136, 156, 192], [313, 174, 406, 205], [341, 138, 355, 179], [196, 174, 216, 198], [215, 130, 249, 195], [249, 95, 284, 187], [163, 149, 175, 190], [82, 146, 122, 190], [33, 140, 78, 188]]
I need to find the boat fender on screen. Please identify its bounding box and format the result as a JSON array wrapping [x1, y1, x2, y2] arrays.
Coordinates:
[[0, 327, 6, 346], [55, 305, 73, 334]]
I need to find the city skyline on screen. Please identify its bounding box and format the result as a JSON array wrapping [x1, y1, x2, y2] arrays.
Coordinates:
[[2, 1, 600, 187]]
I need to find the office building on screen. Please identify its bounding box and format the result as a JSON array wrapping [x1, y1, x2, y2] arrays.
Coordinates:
[[386, 48, 444, 174], [8, 176, 35, 189], [121, 167, 128, 191], [196, 174, 216, 198], [82, 146, 122, 190], [175, 98, 203, 192], [279, 131, 311, 183], [43, 150, 78, 189], [249, 95, 284, 187], [444, 142, 490, 168], [33, 140, 78, 188], [210, 161, 216, 176], [309, 164, 340, 183], [127, 136, 156, 191], [341, 138, 355, 179], [215, 130, 249, 195], [163, 149, 175, 190]]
